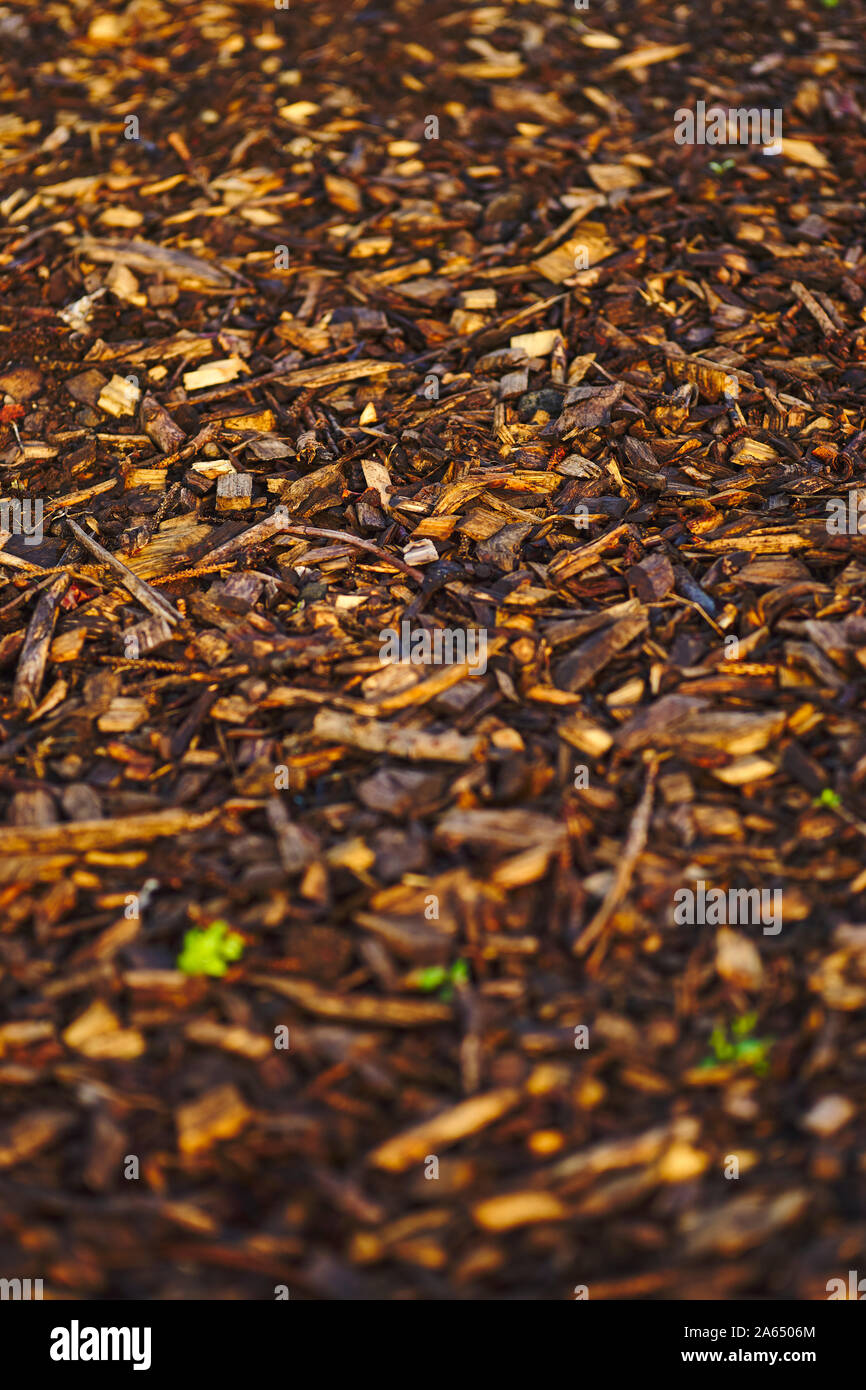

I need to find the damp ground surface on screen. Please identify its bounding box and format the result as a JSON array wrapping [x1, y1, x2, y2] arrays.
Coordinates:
[[0, 0, 865, 1299]]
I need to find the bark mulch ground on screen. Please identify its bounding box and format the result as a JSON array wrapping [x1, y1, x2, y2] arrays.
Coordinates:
[[0, 0, 865, 1300]]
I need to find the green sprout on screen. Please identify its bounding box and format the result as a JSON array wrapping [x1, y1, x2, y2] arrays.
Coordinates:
[[813, 787, 841, 809], [820, 0, 839, 8], [700, 1013, 773, 1074], [408, 958, 470, 1001], [177, 920, 245, 977], [709, 158, 736, 176]]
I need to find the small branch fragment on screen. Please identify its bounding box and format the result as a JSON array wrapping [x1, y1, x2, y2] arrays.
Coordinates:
[[574, 757, 658, 962], [790, 280, 839, 339], [13, 572, 69, 711], [64, 514, 183, 625]]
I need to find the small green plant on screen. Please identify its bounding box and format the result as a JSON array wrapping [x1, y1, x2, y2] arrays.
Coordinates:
[[820, 0, 839, 9], [709, 158, 736, 176], [409, 958, 469, 1001], [177, 920, 244, 977], [700, 1013, 773, 1075], [814, 787, 841, 809]]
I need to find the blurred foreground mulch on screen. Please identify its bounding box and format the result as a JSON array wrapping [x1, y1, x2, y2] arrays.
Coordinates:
[[0, 0, 865, 1299]]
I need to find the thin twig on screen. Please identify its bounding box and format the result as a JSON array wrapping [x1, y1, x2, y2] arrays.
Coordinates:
[[790, 280, 838, 340], [201, 514, 425, 581], [574, 757, 658, 965], [63, 514, 183, 625]]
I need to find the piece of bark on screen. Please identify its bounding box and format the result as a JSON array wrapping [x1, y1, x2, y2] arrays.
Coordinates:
[[184, 1020, 272, 1061], [176, 1084, 253, 1157], [356, 768, 443, 816], [533, 225, 616, 283], [97, 697, 149, 733], [63, 999, 145, 1059], [663, 347, 748, 401], [0, 1110, 75, 1170], [790, 280, 838, 339], [8, 788, 57, 827], [682, 1191, 809, 1257], [0, 367, 42, 402], [536, 1117, 701, 1190], [123, 614, 174, 658], [75, 236, 233, 288], [716, 929, 763, 991], [473, 1191, 568, 1231], [626, 553, 675, 601], [82, 1110, 127, 1192], [97, 374, 141, 417], [216, 472, 253, 511], [65, 369, 108, 407], [61, 784, 102, 821], [140, 394, 186, 453], [12, 572, 69, 711], [354, 910, 455, 961], [434, 808, 567, 853], [499, 369, 529, 399], [249, 974, 453, 1027], [0, 806, 220, 855], [553, 612, 648, 693], [547, 522, 631, 582], [368, 1088, 521, 1171], [555, 381, 624, 437], [64, 514, 182, 625], [266, 797, 322, 875], [615, 695, 709, 753], [313, 708, 483, 763]]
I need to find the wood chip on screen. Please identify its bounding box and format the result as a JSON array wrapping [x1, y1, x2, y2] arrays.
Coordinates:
[[176, 1084, 253, 1156]]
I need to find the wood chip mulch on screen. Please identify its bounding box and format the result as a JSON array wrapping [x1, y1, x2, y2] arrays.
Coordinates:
[[0, 0, 865, 1300]]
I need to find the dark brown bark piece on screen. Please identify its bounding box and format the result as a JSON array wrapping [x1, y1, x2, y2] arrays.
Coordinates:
[[626, 553, 675, 601], [553, 613, 648, 692], [12, 573, 68, 711]]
